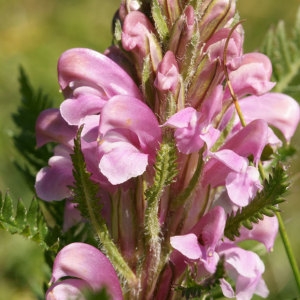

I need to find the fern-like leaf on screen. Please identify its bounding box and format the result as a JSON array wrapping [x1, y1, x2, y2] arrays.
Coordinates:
[[0, 192, 59, 251], [224, 164, 288, 240], [261, 7, 300, 99], [12, 67, 54, 188]]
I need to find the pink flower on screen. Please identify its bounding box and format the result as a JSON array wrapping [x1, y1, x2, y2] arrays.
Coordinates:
[[164, 85, 222, 154], [46, 243, 123, 300], [35, 108, 77, 147], [154, 51, 179, 92], [222, 92, 300, 143], [234, 216, 279, 252], [210, 149, 262, 206], [224, 53, 275, 99], [98, 95, 161, 185], [202, 120, 269, 207], [58, 48, 142, 125], [170, 206, 269, 300], [35, 145, 74, 201], [170, 206, 226, 273], [219, 243, 269, 300], [122, 11, 162, 72]]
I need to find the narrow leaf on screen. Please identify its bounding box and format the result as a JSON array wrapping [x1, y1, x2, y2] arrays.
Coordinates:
[[152, 0, 169, 43], [261, 7, 300, 99]]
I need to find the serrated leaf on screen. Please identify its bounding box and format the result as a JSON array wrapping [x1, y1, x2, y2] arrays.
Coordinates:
[[0, 192, 58, 251], [224, 164, 289, 240], [14, 200, 27, 229], [261, 7, 300, 99], [1, 193, 14, 225], [12, 67, 54, 189]]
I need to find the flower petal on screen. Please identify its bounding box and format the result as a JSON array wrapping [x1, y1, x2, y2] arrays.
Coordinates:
[[170, 233, 202, 260], [35, 146, 74, 201], [46, 278, 87, 300], [51, 243, 123, 300], [99, 141, 148, 185], [35, 108, 77, 147], [58, 48, 141, 99]]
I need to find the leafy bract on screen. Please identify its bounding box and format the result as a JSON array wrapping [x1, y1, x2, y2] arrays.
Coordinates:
[[224, 165, 288, 240]]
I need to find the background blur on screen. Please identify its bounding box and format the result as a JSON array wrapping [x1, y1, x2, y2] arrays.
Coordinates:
[[0, 0, 299, 299]]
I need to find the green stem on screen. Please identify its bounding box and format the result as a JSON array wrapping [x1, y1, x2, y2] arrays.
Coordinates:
[[72, 129, 137, 288], [276, 211, 300, 293]]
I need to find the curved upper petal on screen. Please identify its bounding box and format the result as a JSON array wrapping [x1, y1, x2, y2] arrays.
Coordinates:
[[51, 243, 123, 300], [237, 93, 300, 142], [58, 48, 141, 98], [225, 53, 275, 98], [99, 95, 161, 158]]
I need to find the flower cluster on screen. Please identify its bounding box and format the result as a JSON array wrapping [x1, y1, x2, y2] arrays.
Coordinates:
[[36, 0, 300, 299]]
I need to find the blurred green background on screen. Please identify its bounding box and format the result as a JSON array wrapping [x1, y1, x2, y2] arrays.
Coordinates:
[[0, 0, 300, 299]]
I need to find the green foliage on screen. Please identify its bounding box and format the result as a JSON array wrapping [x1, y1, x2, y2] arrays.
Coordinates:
[[12, 67, 54, 190], [0, 192, 59, 251], [151, 0, 169, 44], [224, 164, 289, 240], [261, 7, 300, 99]]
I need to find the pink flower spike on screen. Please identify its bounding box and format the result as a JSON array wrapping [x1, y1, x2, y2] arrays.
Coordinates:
[[50, 243, 123, 300]]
